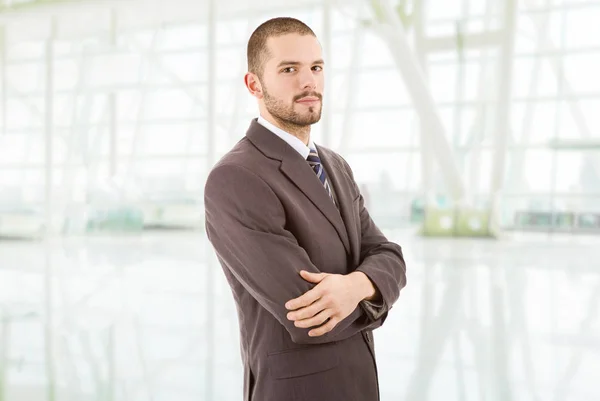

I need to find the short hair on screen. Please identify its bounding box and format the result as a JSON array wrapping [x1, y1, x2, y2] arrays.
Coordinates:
[[247, 17, 316, 78]]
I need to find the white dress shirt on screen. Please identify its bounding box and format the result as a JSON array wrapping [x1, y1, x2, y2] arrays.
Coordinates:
[[257, 115, 314, 159]]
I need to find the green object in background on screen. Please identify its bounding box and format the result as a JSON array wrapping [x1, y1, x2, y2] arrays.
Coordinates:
[[421, 207, 494, 237], [554, 212, 575, 229], [410, 199, 425, 223], [455, 209, 492, 237], [579, 213, 599, 229], [421, 208, 456, 236], [86, 207, 143, 233]]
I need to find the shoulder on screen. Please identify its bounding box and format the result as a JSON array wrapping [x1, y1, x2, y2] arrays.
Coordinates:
[[208, 137, 265, 177], [205, 138, 279, 197]]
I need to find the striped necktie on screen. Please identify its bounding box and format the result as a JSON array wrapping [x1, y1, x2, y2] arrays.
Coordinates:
[[307, 147, 335, 203]]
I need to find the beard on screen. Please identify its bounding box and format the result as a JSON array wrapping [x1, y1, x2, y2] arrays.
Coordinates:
[[262, 86, 323, 129]]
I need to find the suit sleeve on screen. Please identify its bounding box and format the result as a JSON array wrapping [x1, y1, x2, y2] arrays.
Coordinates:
[[204, 163, 383, 345], [341, 157, 407, 324]]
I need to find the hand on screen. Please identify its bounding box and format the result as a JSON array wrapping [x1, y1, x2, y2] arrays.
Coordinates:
[[285, 270, 364, 337]]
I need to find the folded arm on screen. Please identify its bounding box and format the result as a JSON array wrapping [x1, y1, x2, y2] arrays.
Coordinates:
[[341, 157, 408, 325], [204, 163, 382, 345]]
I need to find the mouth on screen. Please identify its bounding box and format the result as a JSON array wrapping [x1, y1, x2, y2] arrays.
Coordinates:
[[296, 96, 321, 105]]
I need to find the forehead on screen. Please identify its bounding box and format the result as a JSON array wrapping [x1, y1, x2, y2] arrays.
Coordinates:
[[265, 34, 322, 64]]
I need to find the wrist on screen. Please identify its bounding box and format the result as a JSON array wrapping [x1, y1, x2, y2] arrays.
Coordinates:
[[349, 271, 377, 301]]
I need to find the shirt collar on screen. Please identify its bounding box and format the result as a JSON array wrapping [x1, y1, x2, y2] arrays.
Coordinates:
[[257, 115, 316, 160]]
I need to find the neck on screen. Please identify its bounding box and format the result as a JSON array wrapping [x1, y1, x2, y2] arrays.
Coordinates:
[[261, 114, 311, 146]]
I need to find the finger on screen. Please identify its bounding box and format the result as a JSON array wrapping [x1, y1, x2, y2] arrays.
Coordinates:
[[300, 270, 327, 283], [285, 287, 321, 310], [287, 299, 325, 321], [295, 308, 332, 329], [309, 316, 339, 337]]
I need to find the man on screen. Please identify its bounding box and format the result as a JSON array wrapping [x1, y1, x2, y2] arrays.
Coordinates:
[[204, 17, 406, 401]]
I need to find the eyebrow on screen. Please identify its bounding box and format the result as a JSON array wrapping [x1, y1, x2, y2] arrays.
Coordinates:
[[276, 59, 325, 68]]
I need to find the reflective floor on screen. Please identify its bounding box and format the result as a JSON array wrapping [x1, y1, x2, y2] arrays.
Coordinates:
[[0, 230, 599, 401]]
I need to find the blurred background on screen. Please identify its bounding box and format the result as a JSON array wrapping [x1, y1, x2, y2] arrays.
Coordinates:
[[0, 0, 599, 400]]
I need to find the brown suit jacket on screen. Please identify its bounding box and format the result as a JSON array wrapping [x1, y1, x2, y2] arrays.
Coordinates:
[[204, 119, 407, 401]]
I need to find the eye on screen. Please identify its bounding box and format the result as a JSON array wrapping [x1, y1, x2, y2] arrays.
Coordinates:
[[313, 65, 323, 72], [282, 67, 296, 73]]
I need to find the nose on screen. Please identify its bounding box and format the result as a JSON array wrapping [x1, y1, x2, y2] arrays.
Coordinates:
[[298, 67, 317, 91]]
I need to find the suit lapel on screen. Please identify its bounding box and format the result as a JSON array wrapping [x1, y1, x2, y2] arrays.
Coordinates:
[[317, 145, 360, 262], [279, 156, 351, 255], [246, 119, 351, 255]]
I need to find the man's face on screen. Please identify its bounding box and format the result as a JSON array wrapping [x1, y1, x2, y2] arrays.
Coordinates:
[[257, 34, 324, 127]]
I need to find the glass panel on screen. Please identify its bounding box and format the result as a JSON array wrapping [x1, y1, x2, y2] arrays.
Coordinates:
[[565, 6, 600, 48], [563, 52, 600, 93]]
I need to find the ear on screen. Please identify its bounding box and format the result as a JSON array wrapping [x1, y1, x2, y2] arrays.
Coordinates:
[[244, 72, 263, 99]]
